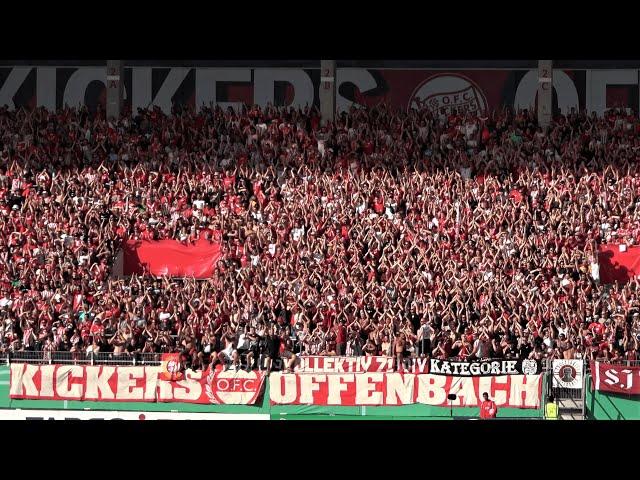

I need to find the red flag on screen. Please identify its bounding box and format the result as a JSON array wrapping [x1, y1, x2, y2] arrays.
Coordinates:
[[160, 353, 183, 381]]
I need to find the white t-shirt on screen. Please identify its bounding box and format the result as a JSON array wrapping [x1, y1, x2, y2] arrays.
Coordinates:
[[292, 227, 304, 241], [590, 262, 600, 281], [417, 324, 433, 340], [237, 334, 250, 350], [474, 339, 490, 358], [464, 123, 477, 139]]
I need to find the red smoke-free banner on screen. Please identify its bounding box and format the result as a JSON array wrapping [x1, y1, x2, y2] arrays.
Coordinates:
[[10, 364, 266, 405], [591, 361, 640, 395], [269, 372, 542, 408], [123, 239, 221, 278]]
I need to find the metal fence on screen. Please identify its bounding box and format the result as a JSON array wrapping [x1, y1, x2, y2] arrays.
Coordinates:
[[0, 351, 161, 366], [591, 359, 640, 367]]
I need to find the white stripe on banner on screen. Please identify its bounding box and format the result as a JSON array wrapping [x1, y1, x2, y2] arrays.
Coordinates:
[[0, 381, 9, 385], [0, 370, 9, 375], [0, 410, 271, 420], [594, 361, 600, 390]]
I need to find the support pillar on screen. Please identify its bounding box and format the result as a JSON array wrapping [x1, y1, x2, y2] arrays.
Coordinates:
[[319, 60, 336, 126], [538, 60, 553, 127], [106, 60, 124, 120]]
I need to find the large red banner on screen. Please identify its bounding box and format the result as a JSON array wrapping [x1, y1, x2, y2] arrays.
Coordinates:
[[0, 66, 599, 115], [123, 239, 221, 278], [269, 372, 542, 408], [598, 244, 640, 284], [4, 65, 640, 117], [9, 364, 266, 405], [591, 361, 640, 395]]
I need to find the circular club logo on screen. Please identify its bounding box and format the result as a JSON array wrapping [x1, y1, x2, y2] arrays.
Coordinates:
[[553, 362, 580, 388], [408, 74, 488, 116], [166, 360, 179, 374], [205, 369, 263, 405], [521, 359, 539, 375]]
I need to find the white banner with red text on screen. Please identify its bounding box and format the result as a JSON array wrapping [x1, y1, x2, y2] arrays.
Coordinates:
[[0, 410, 270, 420], [9, 364, 266, 405], [269, 372, 542, 408]]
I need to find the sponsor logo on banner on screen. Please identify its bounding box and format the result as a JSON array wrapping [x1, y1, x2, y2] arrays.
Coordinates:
[[552, 360, 583, 389], [0, 410, 269, 421], [9, 364, 266, 404], [591, 361, 640, 395], [269, 372, 542, 408], [408, 74, 488, 115]]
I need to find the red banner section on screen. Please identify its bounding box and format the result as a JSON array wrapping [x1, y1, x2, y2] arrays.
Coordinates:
[[598, 244, 640, 284], [591, 362, 640, 395], [9, 364, 266, 405], [0, 66, 599, 114], [269, 373, 542, 408], [123, 239, 221, 278]]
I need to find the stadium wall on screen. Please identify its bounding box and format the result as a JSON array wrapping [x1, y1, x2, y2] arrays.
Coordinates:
[[0, 366, 544, 419], [584, 375, 640, 420]]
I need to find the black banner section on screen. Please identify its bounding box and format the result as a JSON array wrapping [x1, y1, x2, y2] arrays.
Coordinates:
[[428, 359, 542, 377]]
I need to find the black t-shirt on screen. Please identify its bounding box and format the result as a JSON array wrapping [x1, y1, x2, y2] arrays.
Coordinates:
[[264, 335, 279, 357], [408, 313, 421, 332], [504, 344, 518, 358], [518, 343, 532, 360]]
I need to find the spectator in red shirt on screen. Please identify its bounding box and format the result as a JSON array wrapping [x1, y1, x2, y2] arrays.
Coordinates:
[[335, 319, 347, 356], [480, 392, 498, 419]]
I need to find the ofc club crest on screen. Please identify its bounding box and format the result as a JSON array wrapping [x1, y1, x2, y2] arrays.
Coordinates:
[[205, 368, 265, 404], [408, 73, 488, 116]]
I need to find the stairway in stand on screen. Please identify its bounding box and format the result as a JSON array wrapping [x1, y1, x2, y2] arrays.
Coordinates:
[[558, 398, 584, 420]]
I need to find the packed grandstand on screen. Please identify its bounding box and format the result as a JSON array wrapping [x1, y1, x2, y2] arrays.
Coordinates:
[[1, 101, 639, 376]]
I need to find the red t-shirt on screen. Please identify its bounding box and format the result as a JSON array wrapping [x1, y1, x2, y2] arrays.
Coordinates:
[[336, 325, 346, 344], [588, 322, 605, 337], [480, 400, 497, 419]]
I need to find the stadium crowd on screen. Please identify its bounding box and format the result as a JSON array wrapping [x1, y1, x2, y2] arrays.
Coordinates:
[[1, 101, 640, 372]]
